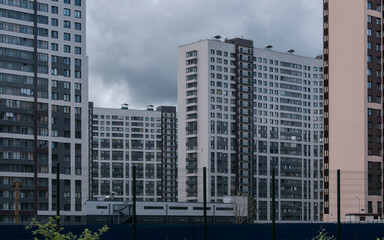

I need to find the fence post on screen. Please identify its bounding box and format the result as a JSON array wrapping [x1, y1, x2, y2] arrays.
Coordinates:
[[272, 168, 276, 240], [133, 166, 137, 240], [203, 167, 207, 240], [337, 169, 341, 240], [56, 163, 60, 226]]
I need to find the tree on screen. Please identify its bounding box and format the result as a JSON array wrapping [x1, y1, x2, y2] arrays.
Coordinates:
[[311, 227, 336, 240], [246, 195, 257, 223], [230, 195, 248, 224], [25, 216, 108, 240]]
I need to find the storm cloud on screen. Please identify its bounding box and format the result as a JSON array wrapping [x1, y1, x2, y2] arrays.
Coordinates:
[[87, 0, 322, 109]]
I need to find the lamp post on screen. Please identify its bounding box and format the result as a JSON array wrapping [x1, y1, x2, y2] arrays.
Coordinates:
[[104, 191, 116, 224], [356, 196, 360, 213]]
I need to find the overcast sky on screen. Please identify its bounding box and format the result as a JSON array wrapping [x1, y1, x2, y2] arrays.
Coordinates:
[[87, 0, 322, 109]]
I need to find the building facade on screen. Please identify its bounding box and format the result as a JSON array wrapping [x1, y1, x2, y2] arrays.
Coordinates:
[[323, 0, 383, 221], [90, 106, 177, 202], [177, 38, 323, 222], [0, 0, 88, 224], [156, 106, 178, 202]]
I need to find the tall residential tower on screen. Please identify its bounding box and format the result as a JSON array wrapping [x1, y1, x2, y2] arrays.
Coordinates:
[[178, 38, 323, 221], [0, 0, 88, 224], [323, 0, 383, 221]]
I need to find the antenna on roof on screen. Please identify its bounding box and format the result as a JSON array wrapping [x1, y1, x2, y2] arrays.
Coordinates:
[[288, 49, 295, 53], [265, 45, 273, 49], [214, 35, 221, 40]]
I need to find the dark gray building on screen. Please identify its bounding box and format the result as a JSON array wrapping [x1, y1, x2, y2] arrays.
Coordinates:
[[157, 106, 178, 202]]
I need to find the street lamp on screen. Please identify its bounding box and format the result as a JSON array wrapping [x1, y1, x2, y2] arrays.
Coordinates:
[[104, 192, 116, 224], [355, 196, 361, 213]]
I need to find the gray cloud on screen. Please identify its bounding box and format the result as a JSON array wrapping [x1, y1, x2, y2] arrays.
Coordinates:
[[87, 0, 322, 109]]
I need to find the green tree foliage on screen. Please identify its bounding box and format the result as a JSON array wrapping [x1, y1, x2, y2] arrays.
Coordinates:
[[25, 216, 108, 240], [312, 227, 336, 240]]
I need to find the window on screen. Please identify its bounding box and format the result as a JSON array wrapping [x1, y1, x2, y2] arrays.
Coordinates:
[[377, 31, 381, 38], [50, 56, 58, 64], [64, 45, 71, 53], [52, 80, 58, 88], [51, 6, 58, 14], [377, 5, 381, 11], [51, 92, 58, 100], [75, 83, 81, 91], [64, 8, 71, 16], [51, 18, 58, 26], [64, 21, 71, 28], [368, 15, 372, 23], [75, 47, 81, 55], [368, 28, 372, 36], [51, 31, 58, 38], [64, 33, 71, 41], [64, 94, 70, 101], [64, 69, 70, 77], [75, 35, 81, 43], [75, 0, 81, 6], [74, 10, 81, 18], [51, 68, 58, 75], [75, 95, 81, 103], [51, 43, 58, 51], [64, 57, 70, 65], [368, 55, 372, 63], [75, 59, 81, 67], [368, 42, 372, 49], [368, 68, 372, 76], [75, 71, 81, 79], [75, 22, 81, 30], [368, 1, 372, 9], [64, 0, 70, 4], [64, 82, 70, 89]]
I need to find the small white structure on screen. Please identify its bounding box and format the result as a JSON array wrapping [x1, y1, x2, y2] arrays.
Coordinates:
[[346, 213, 383, 223]]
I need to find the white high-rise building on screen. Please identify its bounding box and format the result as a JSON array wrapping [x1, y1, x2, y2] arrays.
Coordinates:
[[177, 38, 323, 222], [90, 105, 178, 202], [0, 0, 88, 224]]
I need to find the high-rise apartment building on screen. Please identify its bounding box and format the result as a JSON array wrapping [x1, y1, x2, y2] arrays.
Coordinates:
[[156, 106, 178, 202], [0, 0, 88, 224], [323, 0, 383, 221], [178, 38, 323, 221], [90, 106, 177, 202]]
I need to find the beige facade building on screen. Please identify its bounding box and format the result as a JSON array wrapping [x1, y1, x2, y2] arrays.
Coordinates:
[[323, 0, 383, 221]]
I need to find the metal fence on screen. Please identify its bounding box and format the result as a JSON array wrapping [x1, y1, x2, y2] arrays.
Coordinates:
[[3, 223, 384, 240]]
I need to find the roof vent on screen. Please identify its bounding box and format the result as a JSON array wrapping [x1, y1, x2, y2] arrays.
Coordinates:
[[288, 49, 295, 53], [121, 103, 129, 110], [146, 105, 154, 111]]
